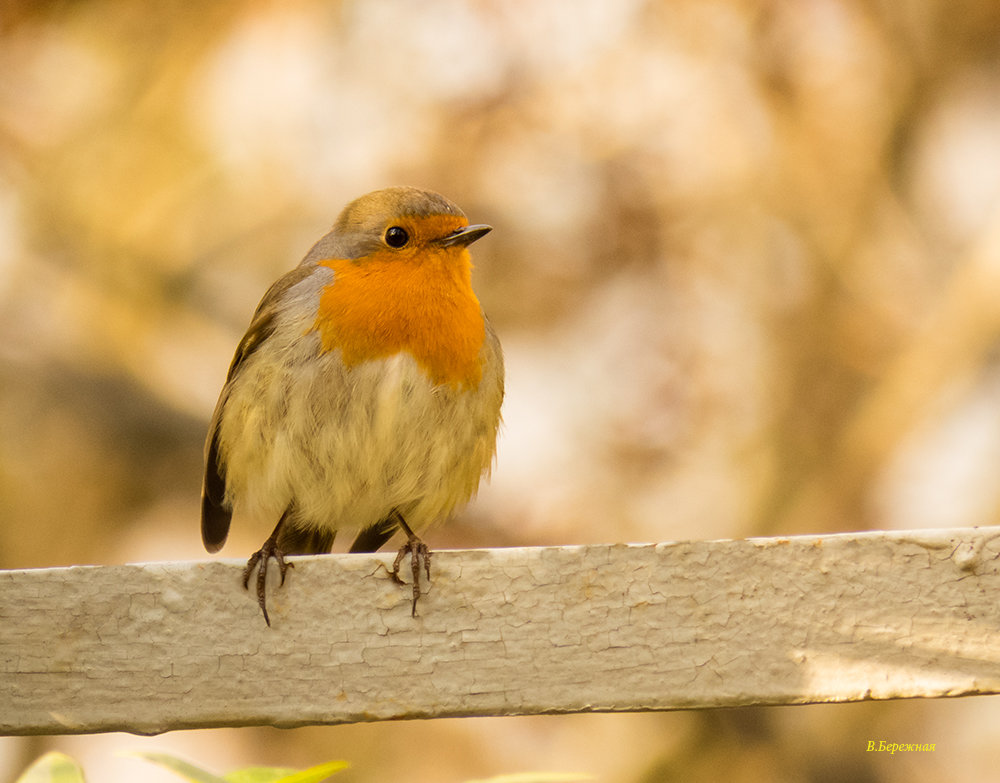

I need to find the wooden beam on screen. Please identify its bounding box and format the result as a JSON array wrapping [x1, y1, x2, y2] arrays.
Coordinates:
[[3, 527, 1000, 736]]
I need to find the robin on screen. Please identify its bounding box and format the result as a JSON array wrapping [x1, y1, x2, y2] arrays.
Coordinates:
[[201, 187, 504, 625]]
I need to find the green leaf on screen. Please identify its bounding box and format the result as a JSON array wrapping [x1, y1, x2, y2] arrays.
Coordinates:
[[272, 760, 350, 783], [14, 752, 86, 783], [463, 775, 594, 783], [121, 752, 348, 783], [121, 751, 228, 783], [225, 768, 299, 783]]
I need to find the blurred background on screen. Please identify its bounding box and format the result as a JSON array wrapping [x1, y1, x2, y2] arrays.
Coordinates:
[[2, 0, 1000, 780]]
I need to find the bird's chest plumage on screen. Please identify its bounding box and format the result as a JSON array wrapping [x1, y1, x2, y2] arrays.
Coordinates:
[[313, 252, 487, 390], [216, 265, 502, 535]]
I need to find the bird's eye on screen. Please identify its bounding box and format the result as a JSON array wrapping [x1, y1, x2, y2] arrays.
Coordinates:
[[385, 226, 409, 248]]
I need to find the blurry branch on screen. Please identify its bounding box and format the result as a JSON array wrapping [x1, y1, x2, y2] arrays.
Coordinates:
[[4, 527, 1000, 736], [762, 208, 1000, 536], [840, 212, 1000, 484]]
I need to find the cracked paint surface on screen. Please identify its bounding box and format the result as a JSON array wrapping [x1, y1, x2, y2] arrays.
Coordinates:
[[2, 527, 1000, 734]]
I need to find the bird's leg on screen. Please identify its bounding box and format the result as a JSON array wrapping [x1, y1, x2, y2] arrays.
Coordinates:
[[242, 509, 295, 626], [388, 510, 432, 617]]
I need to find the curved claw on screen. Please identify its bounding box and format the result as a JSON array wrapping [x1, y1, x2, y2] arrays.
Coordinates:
[[389, 519, 432, 617], [242, 540, 294, 626]]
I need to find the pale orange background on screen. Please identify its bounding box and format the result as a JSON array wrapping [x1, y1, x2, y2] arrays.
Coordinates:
[[2, 1, 1000, 781]]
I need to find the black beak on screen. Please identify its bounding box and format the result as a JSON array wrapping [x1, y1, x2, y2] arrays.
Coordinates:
[[439, 224, 492, 248]]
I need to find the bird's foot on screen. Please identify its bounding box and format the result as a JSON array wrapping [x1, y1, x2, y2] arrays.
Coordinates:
[[389, 531, 432, 617], [242, 538, 294, 627]]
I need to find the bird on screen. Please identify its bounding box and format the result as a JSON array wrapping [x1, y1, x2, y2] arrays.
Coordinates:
[[200, 187, 504, 625]]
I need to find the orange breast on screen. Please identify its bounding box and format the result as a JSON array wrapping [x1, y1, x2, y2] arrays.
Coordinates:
[[312, 248, 486, 389]]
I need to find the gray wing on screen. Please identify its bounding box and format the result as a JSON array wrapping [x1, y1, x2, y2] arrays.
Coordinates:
[[200, 264, 317, 552]]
